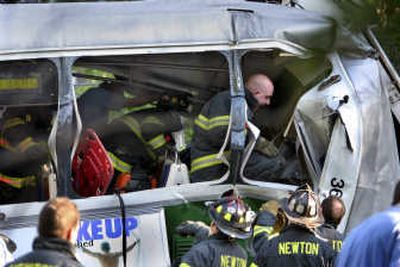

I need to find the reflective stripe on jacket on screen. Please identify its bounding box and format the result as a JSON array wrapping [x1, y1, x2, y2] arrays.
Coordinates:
[[0, 173, 36, 189], [190, 91, 231, 178]]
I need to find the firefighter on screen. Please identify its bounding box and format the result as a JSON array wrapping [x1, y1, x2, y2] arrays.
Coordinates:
[[0, 107, 52, 204], [179, 195, 256, 267], [317, 196, 345, 253], [190, 73, 298, 183], [77, 79, 183, 193], [102, 110, 182, 192], [250, 184, 335, 267]]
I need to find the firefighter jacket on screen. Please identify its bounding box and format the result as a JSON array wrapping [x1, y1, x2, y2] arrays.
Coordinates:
[[78, 84, 183, 191], [0, 109, 50, 202], [190, 91, 231, 183], [252, 211, 276, 254], [101, 111, 182, 191], [190, 89, 288, 183], [179, 232, 247, 267], [250, 224, 335, 267], [6, 237, 83, 267], [77, 83, 126, 132], [316, 223, 343, 253]]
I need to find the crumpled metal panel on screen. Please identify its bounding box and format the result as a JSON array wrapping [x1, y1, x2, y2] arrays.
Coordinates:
[[341, 56, 400, 232], [0, 0, 370, 57], [316, 53, 363, 232], [294, 72, 336, 181], [233, 6, 336, 52], [295, 54, 400, 232]]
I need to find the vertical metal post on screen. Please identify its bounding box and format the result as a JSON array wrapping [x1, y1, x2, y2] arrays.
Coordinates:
[[226, 48, 247, 185], [50, 57, 77, 197]]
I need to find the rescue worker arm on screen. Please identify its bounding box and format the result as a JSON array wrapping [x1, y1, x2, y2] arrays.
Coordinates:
[[141, 111, 182, 154], [22, 141, 49, 165], [0, 142, 48, 172], [176, 221, 210, 243], [194, 113, 230, 149], [252, 211, 276, 254]]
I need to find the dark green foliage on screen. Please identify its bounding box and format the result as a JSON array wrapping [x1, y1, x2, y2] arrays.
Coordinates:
[[335, 0, 400, 72]]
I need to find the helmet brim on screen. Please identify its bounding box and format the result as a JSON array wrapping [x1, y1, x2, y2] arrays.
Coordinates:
[[209, 209, 252, 239]]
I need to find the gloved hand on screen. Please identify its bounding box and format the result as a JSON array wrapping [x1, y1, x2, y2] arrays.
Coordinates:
[[176, 220, 210, 242], [259, 199, 280, 215]]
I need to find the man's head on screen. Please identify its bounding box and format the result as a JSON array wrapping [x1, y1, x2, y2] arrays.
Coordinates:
[[245, 73, 274, 109], [321, 196, 346, 228], [38, 197, 80, 243]]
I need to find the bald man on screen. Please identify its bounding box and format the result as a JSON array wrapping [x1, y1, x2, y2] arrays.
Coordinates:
[[246, 73, 274, 108], [190, 73, 289, 183], [317, 196, 345, 254]]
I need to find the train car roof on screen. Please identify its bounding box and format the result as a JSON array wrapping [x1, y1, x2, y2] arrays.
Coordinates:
[[0, 0, 370, 59]]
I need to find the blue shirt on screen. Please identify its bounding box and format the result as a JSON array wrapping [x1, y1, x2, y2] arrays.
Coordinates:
[[337, 206, 400, 267]]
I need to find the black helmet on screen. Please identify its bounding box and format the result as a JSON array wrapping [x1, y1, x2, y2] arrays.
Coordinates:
[[282, 184, 321, 228], [208, 196, 255, 239]]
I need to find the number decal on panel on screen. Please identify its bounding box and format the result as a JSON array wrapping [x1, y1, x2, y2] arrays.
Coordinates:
[[329, 177, 345, 197]]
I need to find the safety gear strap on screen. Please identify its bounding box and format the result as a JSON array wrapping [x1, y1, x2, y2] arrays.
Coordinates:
[[108, 152, 133, 174], [0, 173, 36, 189], [147, 134, 166, 150], [194, 114, 230, 131], [179, 263, 191, 267]]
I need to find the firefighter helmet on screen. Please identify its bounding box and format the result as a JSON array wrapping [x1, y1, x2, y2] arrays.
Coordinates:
[[282, 184, 321, 228], [208, 196, 255, 239]]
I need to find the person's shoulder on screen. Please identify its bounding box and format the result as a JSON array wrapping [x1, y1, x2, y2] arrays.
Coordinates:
[[5, 251, 34, 267], [61, 259, 84, 267], [255, 210, 276, 226], [317, 225, 343, 240], [187, 238, 213, 252], [352, 208, 399, 232], [7, 249, 81, 267]]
